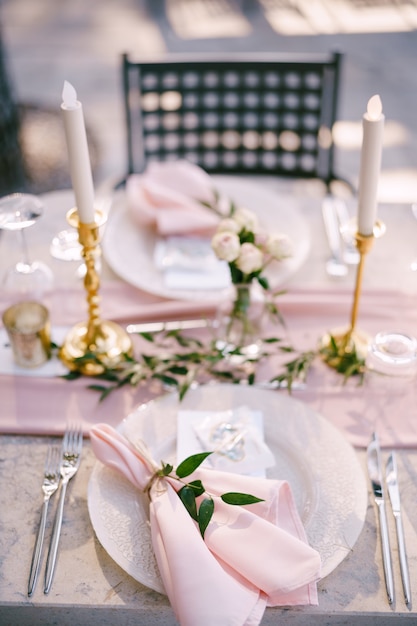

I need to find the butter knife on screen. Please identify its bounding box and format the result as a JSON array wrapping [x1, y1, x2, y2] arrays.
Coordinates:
[[386, 451, 411, 605], [126, 319, 212, 334], [367, 432, 394, 604]]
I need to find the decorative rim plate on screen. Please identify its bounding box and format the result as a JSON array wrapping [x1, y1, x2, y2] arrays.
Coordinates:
[[88, 384, 368, 595], [101, 176, 310, 301]]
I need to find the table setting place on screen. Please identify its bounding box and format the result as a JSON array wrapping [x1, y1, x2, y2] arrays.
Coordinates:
[[1, 80, 417, 626]]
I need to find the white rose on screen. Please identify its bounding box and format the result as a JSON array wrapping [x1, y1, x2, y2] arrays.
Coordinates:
[[232, 207, 259, 232], [216, 218, 241, 234], [266, 233, 293, 260], [236, 242, 263, 274], [211, 231, 240, 262]]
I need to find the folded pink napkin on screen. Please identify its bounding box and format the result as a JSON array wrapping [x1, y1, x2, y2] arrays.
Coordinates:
[[90, 423, 321, 626], [126, 160, 221, 236]]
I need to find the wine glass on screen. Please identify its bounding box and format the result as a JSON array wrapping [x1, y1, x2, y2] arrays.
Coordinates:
[[49, 192, 111, 276], [50, 227, 82, 261], [0, 193, 54, 298]]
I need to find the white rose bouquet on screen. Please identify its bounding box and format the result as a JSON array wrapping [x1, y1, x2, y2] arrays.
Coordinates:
[[211, 207, 293, 347], [211, 207, 292, 288]]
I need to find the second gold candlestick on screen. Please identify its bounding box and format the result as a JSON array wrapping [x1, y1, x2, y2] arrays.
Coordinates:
[[320, 220, 385, 370]]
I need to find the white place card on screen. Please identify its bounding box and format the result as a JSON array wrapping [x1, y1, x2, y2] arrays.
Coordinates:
[[177, 405, 275, 477], [154, 236, 230, 290]]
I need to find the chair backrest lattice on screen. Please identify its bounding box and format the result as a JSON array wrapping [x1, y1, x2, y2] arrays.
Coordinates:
[[122, 52, 345, 189]]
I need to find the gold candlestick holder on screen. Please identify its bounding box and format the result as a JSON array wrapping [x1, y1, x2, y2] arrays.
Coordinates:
[[59, 208, 133, 375], [320, 219, 385, 369]]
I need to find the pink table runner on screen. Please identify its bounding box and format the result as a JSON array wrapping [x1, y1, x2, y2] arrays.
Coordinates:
[[1, 283, 417, 448]]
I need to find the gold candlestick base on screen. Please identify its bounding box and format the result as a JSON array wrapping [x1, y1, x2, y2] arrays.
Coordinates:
[[320, 325, 371, 370], [59, 319, 133, 375], [321, 219, 385, 371], [58, 207, 133, 375]]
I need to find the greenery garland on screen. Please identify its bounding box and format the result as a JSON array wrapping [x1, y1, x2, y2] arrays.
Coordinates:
[[60, 320, 366, 401]]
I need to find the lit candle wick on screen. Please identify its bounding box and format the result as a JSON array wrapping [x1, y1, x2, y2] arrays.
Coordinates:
[[366, 94, 383, 122], [62, 81, 78, 109]]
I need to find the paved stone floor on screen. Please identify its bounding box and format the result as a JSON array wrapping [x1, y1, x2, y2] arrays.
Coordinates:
[[1, 0, 417, 201]]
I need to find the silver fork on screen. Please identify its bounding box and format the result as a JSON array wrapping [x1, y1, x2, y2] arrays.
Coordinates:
[[44, 426, 83, 594], [28, 443, 61, 596]]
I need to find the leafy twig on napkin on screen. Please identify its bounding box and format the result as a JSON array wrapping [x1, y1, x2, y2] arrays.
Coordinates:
[[148, 451, 263, 538]]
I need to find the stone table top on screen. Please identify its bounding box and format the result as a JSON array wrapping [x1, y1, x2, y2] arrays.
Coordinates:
[[1, 435, 416, 625]]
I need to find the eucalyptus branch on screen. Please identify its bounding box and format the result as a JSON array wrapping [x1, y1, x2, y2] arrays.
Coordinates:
[[61, 328, 277, 400], [271, 332, 366, 390], [61, 325, 366, 401], [319, 334, 366, 382], [270, 348, 317, 392]]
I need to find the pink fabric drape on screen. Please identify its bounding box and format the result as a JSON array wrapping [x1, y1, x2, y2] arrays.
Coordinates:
[[1, 284, 417, 448]]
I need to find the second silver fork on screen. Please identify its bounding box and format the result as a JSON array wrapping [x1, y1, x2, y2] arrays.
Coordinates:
[[28, 443, 61, 596], [44, 426, 83, 594]]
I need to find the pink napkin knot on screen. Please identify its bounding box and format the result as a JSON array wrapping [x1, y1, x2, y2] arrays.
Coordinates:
[[90, 423, 321, 626], [126, 160, 221, 236]]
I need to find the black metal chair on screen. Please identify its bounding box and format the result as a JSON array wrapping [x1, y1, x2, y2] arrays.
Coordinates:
[[121, 51, 350, 191]]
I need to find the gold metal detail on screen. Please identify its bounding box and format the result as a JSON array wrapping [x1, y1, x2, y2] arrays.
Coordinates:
[[321, 220, 385, 369]]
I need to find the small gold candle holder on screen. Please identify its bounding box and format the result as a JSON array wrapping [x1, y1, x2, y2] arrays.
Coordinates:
[[59, 208, 133, 375], [320, 219, 385, 369]]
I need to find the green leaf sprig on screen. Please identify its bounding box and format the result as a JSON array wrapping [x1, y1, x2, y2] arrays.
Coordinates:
[[270, 333, 366, 390], [60, 316, 366, 400], [150, 451, 263, 538], [319, 334, 366, 382], [269, 348, 317, 391], [61, 324, 292, 401]]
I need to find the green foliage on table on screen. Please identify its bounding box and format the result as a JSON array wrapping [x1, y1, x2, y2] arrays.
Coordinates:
[[269, 349, 317, 392], [319, 334, 366, 380], [61, 327, 291, 400], [60, 323, 366, 400]]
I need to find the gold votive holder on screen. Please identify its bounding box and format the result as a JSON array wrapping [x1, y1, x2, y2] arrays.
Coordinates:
[[321, 219, 386, 369], [3, 301, 51, 368], [58, 208, 133, 376]]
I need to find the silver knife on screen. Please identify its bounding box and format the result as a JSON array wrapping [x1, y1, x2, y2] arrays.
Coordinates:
[[126, 319, 213, 334], [386, 451, 411, 605], [367, 432, 395, 604]]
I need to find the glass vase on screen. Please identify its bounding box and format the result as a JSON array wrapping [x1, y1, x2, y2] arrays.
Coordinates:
[[215, 282, 265, 352]]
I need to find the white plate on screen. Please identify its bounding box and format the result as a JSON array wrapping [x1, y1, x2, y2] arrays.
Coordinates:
[[102, 176, 310, 301], [88, 384, 368, 595]]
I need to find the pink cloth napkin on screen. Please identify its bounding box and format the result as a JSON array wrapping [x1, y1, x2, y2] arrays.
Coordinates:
[[125, 160, 220, 236], [90, 423, 321, 626]]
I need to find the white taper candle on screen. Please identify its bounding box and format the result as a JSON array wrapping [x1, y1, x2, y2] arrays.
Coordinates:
[[61, 81, 95, 224], [357, 95, 385, 236]]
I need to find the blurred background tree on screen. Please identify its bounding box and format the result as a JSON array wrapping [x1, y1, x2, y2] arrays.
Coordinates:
[[0, 25, 26, 195]]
